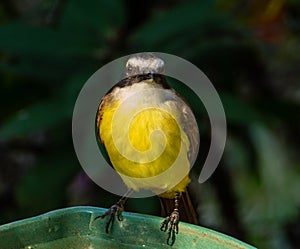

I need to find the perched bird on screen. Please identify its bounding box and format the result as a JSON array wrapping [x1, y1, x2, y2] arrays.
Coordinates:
[[95, 53, 199, 245]]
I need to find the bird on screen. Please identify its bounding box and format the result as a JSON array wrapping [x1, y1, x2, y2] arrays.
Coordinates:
[[95, 52, 199, 245]]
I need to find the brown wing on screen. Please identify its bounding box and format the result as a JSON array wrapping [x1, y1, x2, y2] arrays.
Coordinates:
[[165, 89, 200, 166], [180, 102, 199, 165], [96, 93, 113, 143]]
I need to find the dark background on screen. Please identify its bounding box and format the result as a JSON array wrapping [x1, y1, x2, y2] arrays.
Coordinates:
[[0, 0, 300, 248]]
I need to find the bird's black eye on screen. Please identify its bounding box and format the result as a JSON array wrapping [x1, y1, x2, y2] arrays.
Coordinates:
[[127, 64, 133, 72]]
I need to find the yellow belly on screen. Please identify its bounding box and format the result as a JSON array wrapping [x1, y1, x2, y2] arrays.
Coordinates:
[[98, 97, 191, 198]]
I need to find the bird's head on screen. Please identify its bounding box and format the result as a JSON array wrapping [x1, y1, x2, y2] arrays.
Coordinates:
[[125, 53, 165, 77]]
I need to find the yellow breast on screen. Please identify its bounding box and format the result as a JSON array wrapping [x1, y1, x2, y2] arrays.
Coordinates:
[[98, 82, 191, 198]]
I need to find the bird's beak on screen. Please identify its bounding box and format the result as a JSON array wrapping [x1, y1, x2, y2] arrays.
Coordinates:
[[147, 72, 155, 79]]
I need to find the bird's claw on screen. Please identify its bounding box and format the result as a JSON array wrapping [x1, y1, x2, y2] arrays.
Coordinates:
[[94, 202, 124, 233], [160, 210, 179, 246]]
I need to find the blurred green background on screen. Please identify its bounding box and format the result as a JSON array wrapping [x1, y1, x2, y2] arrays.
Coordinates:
[[0, 0, 299, 248]]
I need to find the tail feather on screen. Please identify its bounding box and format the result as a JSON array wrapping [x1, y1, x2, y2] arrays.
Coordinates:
[[159, 190, 198, 225]]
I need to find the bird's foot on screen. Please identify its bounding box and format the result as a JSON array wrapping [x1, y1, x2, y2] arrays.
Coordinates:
[[94, 189, 132, 234], [160, 209, 179, 246], [94, 201, 124, 233]]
